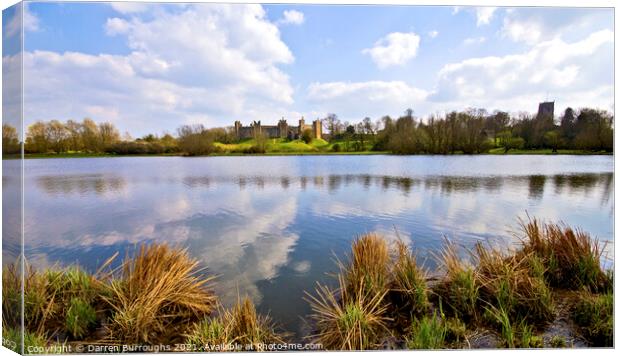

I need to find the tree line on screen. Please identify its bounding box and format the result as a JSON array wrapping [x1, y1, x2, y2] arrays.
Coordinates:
[[321, 106, 613, 154], [1, 106, 613, 156]]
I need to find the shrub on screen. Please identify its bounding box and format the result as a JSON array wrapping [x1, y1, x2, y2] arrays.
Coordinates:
[[301, 129, 313, 144]]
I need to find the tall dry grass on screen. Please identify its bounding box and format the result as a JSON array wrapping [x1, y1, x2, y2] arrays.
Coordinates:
[[305, 234, 431, 349], [389, 240, 429, 328], [519, 218, 611, 292], [342, 233, 391, 298], [187, 296, 285, 351], [474, 244, 554, 324], [103, 243, 216, 344], [305, 274, 390, 350], [432, 242, 479, 322]]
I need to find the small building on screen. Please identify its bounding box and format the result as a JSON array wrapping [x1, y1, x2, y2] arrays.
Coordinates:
[[234, 117, 322, 140]]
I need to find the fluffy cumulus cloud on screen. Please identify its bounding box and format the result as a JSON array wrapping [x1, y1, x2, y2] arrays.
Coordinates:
[[21, 4, 297, 135], [428, 30, 439, 39], [501, 7, 611, 45], [109, 2, 151, 14], [430, 30, 614, 113], [307, 81, 428, 120], [476, 7, 496, 26], [3, 2, 39, 39], [278, 10, 304, 25], [362, 32, 421, 69]]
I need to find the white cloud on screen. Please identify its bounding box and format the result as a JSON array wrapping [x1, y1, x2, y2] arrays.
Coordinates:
[[463, 36, 486, 46], [501, 8, 611, 45], [110, 2, 151, 14], [476, 7, 496, 26], [20, 4, 297, 135], [307, 81, 428, 120], [452, 6, 461, 15], [428, 30, 439, 39], [362, 32, 421, 69], [431, 30, 614, 113], [4, 3, 39, 39], [278, 10, 304, 25]]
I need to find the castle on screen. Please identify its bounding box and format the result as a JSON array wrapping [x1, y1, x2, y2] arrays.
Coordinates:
[[234, 117, 322, 140]]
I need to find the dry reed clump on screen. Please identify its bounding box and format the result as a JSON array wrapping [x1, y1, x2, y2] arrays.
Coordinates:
[[431, 242, 479, 322], [388, 240, 429, 328], [103, 243, 217, 344], [187, 296, 286, 351], [342, 233, 392, 298], [304, 234, 430, 350], [474, 244, 554, 324], [519, 218, 611, 292], [304, 274, 390, 350]]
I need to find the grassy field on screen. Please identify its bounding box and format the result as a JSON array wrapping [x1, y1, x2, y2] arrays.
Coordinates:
[[2, 140, 611, 159], [487, 148, 613, 155]]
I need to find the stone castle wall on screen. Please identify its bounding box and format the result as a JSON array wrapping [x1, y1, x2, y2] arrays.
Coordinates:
[[234, 118, 322, 140]]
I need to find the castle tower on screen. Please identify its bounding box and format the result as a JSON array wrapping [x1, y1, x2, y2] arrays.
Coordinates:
[[251, 120, 262, 138], [234, 121, 242, 139], [312, 119, 322, 140], [537, 101, 554, 118], [278, 117, 288, 139], [299, 116, 305, 131]]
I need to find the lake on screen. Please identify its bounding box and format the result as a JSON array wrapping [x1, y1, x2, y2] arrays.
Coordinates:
[[4, 155, 614, 339]]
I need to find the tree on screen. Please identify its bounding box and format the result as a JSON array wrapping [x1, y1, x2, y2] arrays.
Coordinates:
[[301, 128, 313, 144], [2, 124, 20, 154], [81, 118, 101, 152], [544, 130, 561, 153], [574, 109, 614, 151], [485, 111, 510, 142], [26, 121, 48, 153], [65, 120, 83, 151], [497, 131, 525, 153], [99, 122, 120, 148], [177, 124, 218, 155], [560, 107, 577, 145], [46, 120, 70, 153], [324, 113, 340, 139]]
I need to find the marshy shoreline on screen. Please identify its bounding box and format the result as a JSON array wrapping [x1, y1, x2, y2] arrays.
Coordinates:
[[2, 217, 613, 352]]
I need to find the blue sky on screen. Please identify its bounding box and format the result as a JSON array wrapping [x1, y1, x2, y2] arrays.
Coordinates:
[[2, 2, 614, 136]]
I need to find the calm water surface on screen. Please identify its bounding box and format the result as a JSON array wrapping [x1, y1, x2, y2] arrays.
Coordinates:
[[5, 155, 614, 339]]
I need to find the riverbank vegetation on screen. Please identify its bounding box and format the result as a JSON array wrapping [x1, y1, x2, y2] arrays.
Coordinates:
[[2, 105, 613, 158], [303, 218, 613, 349], [2, 218, 613, 352]]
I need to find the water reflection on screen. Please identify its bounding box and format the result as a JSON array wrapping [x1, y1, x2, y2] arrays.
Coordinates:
[[35, 172, 613, 204], [37, 174, 126, 196]]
